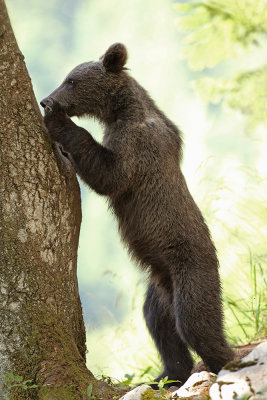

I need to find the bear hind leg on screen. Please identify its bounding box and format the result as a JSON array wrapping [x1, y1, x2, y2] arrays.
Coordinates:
[[172, 266, 234, 374], [143, 282, 193, 386]]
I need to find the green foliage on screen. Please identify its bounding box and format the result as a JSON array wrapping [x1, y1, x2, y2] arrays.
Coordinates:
[[99, 367, 155, 388], [224, 256, 267, 343], [174, 0, 267, 69], [193, 66, 267, 131], [85, 383, 96, 400], [140, 376, 181, 399], [117, 373, 136, 387], [3, 372, 38, 390], [174, 0, 267, 129], [197, 162, 267, 344], [99, 374, 115, 386], [145, 377, 180, 397]]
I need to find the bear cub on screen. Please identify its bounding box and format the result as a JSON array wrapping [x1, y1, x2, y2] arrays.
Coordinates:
[[41, 43, 234, 385]]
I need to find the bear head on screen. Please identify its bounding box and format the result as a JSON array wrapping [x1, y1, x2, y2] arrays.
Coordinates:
[[40, 43, 128, 123]]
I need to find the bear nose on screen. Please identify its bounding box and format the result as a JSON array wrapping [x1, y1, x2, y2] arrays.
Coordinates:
[[40, 99, 47, 108]]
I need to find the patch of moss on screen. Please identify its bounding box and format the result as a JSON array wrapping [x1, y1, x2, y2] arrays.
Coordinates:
[[141, 388, 158, 400], [39, 386, 81, 400], [223, 360, 257, 372]]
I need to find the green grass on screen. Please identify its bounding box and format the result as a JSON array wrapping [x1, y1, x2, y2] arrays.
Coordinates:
[[224, 254, 267, 344]]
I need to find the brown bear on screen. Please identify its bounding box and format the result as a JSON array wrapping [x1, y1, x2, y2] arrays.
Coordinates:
[[40, 43, 234, 386]]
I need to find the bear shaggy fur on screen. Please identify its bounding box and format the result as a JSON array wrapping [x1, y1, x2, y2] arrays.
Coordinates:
[[41, 43, 234, 384]]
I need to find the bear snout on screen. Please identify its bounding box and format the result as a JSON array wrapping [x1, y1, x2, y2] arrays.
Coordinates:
[[40, 97, 57, 110], [40, 98, 48, 108]]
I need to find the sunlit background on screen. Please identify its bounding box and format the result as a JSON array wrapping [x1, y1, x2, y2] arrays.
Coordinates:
[[7, 0, 267, 384]]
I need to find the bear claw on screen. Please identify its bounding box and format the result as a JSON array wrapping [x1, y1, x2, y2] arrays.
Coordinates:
[[45, 105, 53, 114]]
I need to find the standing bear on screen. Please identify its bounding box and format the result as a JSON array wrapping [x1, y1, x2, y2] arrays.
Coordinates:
[[41, 43, 234, 385]]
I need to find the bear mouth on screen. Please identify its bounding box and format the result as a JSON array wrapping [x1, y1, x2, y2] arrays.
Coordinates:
[[65, 105, 76, 118]]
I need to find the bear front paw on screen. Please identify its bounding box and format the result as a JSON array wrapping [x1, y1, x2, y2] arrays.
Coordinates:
[[44, 98, 65, 117], [43, 98, 70, 134], [42, 99, 71, 144], [44, 103, 53, 116]]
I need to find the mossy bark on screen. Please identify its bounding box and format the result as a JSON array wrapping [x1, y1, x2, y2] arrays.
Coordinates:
[[0, 1, 115, 399]]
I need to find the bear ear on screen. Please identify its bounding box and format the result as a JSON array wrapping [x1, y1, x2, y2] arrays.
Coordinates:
[[102, 43, 128, 73]]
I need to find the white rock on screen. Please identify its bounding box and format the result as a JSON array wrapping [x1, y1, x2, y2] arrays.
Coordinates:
[[172, 371, 216, 398], [118, 385, 152, 400], [210, 341, 267, 400]]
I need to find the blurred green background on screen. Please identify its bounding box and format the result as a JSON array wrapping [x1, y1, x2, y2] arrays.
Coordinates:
[[6, 0, 267, 384]]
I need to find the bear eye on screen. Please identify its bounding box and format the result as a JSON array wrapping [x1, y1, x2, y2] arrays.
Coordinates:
[[67, 78, 75, 87]]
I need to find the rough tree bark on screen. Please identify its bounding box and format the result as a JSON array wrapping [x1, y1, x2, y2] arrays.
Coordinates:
[[0, 1, 115, 399]]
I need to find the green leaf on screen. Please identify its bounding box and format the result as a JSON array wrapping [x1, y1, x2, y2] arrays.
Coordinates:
[[87, 383, 93, 397], [174, 0, 267, 70]]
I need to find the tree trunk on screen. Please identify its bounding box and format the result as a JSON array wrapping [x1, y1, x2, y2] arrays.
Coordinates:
[[0, 1, 115, 399]]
